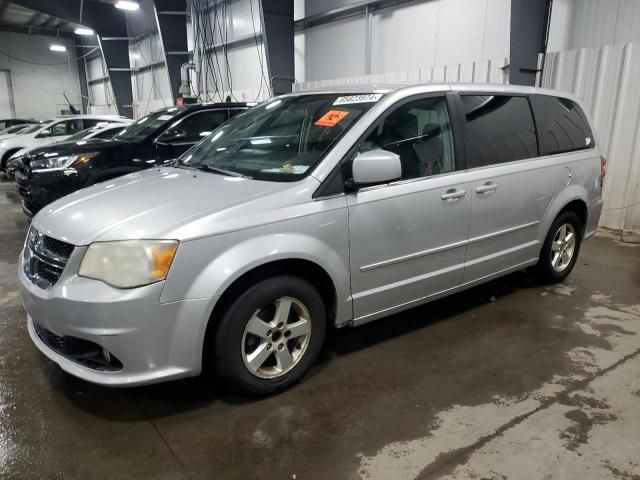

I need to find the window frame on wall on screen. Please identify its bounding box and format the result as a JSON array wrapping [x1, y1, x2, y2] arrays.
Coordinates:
[[451, 92, 540, 169]]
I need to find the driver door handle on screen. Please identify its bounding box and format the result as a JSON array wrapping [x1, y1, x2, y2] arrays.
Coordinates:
[[476, 182, 499, 194], [441, 189, 467, 200]]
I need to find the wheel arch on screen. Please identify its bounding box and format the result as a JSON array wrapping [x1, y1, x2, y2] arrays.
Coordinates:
[[540, 185, 589, 241], [201, 257, 338, 373], [1, 147, 24, 169]]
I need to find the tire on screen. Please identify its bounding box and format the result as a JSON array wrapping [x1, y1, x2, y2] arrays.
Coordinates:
[[212, 276, 326, 395], [531, 211, 583, 284]]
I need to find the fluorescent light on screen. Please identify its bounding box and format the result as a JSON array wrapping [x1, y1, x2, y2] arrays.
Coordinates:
[[50, 45, 66, 52], [115, 1, 139, 10], [74, 27, 94, 35]]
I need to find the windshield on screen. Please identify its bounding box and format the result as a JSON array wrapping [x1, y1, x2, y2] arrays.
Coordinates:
[[176, 93, 383, 181], [66, 123, 113, 141], [115, 107, 185, 143], [21, 123, 48, 134]]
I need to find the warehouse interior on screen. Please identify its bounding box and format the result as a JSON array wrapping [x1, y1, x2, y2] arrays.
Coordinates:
[[0, 0, 639, 479]]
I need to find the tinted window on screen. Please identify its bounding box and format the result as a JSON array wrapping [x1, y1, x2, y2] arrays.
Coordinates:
[[461, 95, 537, 167], [93, 127, 123, 139], [358, 96, 456, 179], [158, 110, 227, 144], [49, 120, 81, 136], [116, 107, 186, 143], [530, 95, 594, 155]]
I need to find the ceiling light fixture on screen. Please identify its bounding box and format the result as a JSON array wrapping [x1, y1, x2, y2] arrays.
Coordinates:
[[115, 1, 140, 11], [74, 27, 94, 35], [50, 45, 67, 52]]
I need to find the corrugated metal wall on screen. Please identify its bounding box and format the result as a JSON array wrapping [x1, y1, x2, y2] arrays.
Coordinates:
[[548, 0, 640, 52], [129, 33, 172, 118], [294, 57, 509, 90], [296, 0, 511, 83], [190, 0, 271, 103], [86, 55, 118, 115], [541, 44, 640, 238]]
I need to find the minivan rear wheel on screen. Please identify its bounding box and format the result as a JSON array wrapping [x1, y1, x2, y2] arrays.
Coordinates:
[[532, 211, 583, 283], [213, 276, 326, 395]]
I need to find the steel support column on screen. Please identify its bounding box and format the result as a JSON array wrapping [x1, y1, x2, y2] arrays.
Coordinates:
[[509, 0, 552, 86], [261, 0, 294, 95], [153, 0, 188, 100]]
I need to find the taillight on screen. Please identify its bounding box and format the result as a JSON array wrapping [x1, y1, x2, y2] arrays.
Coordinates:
[[599, 156, 607, 188]]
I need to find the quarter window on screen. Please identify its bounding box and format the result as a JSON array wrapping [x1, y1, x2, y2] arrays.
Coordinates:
[[359, 96, 456, 180], [49, 120, 81, 136], [158, 110, 227, 144], [461, 95, 538, 167], [530, 95, 594, 155]]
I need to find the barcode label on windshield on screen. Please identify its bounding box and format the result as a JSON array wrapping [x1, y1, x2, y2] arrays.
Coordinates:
[[333, 94, 383, 105]]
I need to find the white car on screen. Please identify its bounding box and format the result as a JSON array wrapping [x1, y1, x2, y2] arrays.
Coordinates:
[[0, 123, 39, 139], [0, 115, 129, 173]]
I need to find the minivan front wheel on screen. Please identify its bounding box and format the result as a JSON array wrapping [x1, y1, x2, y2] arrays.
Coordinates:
[[533, 211, 583, 283], [213, 276, 326, 395]]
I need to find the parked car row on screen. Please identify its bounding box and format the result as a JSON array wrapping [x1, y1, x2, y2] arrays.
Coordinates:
[[16, 84, 604, 395], [2, 104, 248, 214]]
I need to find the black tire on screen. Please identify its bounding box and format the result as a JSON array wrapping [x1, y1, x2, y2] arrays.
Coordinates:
[[531, 211, 583, 284], [212, 276, 326, 395]]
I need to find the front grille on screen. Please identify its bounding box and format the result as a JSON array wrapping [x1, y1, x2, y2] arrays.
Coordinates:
[[34, 323, 65, 351], [34, 323, 123, 372], [23, 227, 75, 289], [42, 236, 74, 259]]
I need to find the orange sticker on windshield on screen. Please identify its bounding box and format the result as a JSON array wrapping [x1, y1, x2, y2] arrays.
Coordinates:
[[315, 109, 349, 127]]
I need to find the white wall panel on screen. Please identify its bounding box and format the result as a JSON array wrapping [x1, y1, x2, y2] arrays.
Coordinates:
[[371, 1, 439, 73], [0, 32, 82, 118], [294, 56, 508, 90], [303, 15, 366, 81], [542, 44, 640, 238], [300, 0, 510, 82], [130, 33, 172, 117]]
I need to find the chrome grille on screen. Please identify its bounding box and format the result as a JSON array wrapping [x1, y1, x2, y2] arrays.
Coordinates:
[[23, 227, 74, 289]]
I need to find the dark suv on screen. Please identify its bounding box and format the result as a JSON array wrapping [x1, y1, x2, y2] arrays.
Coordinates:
[[16, 103, 248, 215]]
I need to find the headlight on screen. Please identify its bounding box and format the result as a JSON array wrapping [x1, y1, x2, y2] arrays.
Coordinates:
[[31, 152, 99, 171], [79, 240, 179, 288]]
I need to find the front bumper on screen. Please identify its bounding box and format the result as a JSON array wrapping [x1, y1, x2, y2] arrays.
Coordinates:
[[585, 198, 604, 240], [19, 247, 214, 387], [15, 169, 78, 215]]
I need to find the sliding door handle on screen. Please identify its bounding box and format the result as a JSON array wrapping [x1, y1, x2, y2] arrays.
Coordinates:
[[441, 189, 467, 200], [476, 183, 499, 194]]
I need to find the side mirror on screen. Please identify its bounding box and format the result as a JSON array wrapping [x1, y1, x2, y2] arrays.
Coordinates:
[[158, 128, 187, 143], [350, 149, 401, 188], [37, 129, 51, 138]]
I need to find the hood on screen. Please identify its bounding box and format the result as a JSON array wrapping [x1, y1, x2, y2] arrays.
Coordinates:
[[26, 139, 124, 158], [32, 167, 312, 245]]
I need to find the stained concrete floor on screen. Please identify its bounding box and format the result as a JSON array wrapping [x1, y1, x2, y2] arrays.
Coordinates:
[[0, 179, 639, 480]]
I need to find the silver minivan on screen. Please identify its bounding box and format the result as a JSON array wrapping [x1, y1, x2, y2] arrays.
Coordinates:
[[19, 84, 605, 394]]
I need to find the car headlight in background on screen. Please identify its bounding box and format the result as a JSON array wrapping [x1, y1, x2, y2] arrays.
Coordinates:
[[79, 240, 179, 288], [31, 152, 99, 171]]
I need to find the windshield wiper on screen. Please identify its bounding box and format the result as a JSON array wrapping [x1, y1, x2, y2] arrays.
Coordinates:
[[197, 164, 251, 179]]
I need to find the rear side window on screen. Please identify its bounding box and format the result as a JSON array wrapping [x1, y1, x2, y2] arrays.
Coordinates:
[[530, 95, 594, 155], [461, 95, 538, 167]]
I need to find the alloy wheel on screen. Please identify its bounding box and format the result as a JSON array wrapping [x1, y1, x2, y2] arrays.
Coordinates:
[[551, 223, 576, 272], [241, 296, 312, 379]]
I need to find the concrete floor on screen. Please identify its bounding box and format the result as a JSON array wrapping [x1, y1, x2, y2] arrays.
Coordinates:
[[1, 179, 639, 480]]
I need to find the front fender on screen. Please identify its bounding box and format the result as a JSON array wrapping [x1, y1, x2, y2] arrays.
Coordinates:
[[160, 205, 351, 324]]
